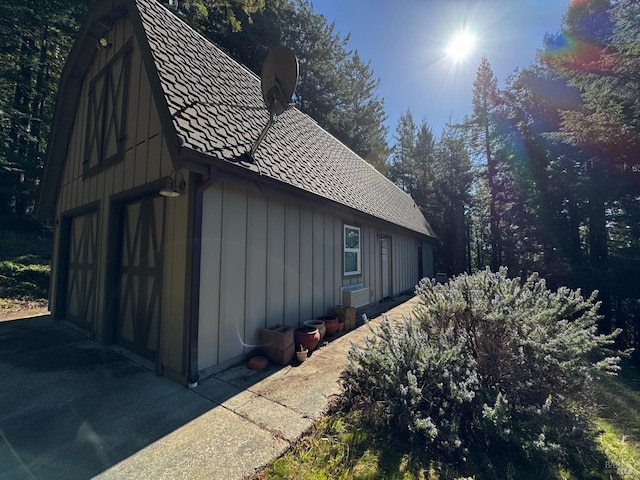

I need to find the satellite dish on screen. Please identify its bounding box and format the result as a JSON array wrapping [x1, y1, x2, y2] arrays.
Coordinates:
[[249, 45, 299, 158], [261, 45, 298, 116]]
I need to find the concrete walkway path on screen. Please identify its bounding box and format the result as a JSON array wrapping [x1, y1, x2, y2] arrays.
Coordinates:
[[0, 295, 418, 480]]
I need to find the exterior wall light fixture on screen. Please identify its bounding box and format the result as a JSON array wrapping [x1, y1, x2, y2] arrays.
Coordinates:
[[159, 170, 185, 197], [97, 37, 112, 49]]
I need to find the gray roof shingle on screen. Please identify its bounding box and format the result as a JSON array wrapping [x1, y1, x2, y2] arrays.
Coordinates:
[[137, 0, 435, 238]]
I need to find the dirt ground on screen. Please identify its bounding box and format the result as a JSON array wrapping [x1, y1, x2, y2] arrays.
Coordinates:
[[385, 295, 420, 319], [0, 298, 49, 322]]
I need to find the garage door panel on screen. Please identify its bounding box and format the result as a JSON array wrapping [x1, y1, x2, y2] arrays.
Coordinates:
[[65, 211, 98, 332], [116, 196, 164, 360]]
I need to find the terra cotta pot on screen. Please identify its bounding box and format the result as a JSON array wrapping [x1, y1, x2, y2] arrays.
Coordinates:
[[304, 319, 326, 340], [318, 315, 339, 336], [294, 326, 321, 351]]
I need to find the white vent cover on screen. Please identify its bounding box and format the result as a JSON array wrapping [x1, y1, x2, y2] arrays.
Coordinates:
[[342, 285, 369, 308]]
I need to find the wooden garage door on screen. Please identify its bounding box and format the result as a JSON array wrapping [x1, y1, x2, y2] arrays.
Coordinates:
[[65, 211, 98, 332], [116, 196, 165, 360]]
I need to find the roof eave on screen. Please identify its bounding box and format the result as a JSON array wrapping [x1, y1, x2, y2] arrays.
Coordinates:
[[179, 146, 436, 240]]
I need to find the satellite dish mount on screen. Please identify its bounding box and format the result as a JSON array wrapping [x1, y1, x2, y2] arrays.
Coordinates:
[[249, 46, 299, 159]]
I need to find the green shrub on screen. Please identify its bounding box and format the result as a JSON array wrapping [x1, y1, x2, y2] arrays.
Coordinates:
[[0, 220, 52, 262], [341, 268, 627, 467], [343, 317, 479, 458], [0, 260, 50, 298], [0, 217, 52, 299]]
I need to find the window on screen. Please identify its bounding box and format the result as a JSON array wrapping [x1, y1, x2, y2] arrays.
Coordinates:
[[343, 224, 361, 276], [84, 42, 132, 173]]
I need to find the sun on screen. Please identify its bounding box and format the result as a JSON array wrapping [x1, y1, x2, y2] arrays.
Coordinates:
[[445, 30, 477, 63]]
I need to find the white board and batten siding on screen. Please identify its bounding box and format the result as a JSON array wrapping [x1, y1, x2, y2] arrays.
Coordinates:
[[198, 180, 430, 371]]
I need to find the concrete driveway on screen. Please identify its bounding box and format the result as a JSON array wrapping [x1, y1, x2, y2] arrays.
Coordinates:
[[0, 295, 418, 479], [0, 315, 214, 479]]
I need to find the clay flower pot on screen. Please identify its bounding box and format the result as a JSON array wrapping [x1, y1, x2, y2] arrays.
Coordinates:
[[304, 319, 326, 340], [318, 315, 339, 337], [296, 349, 308, 363], [294, 326, 321, 352], [247, 355, 269, 370]]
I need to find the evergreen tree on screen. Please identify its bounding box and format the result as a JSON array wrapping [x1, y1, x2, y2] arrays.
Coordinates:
[[432, 122, 472, 274], [389, 114, 472, 275], [542, 0, 635, 332], [0, 0, 91, 216], [468, 178, 491, 271], [469, 56, 502, 271], [177, 0, 265, 36], [331, 51, 390, 173], [499, 66, 573, 282], [182, 0, 390, 172], [269, 1, 391, 172], [411, 120, 436, 214], [389, 110, 417, 193], [490, 0, 640, 351]]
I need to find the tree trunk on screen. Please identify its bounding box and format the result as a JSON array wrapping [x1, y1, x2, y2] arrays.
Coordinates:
[[8, 35, 35, 216], [588, 181, 611, 333], [486, 136, 500, 271], [452, 202, 467, 274], [568, 198, 582, 265]]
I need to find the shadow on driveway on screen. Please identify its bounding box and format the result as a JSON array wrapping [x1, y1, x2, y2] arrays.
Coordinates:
[[0, 315, 213, 480], [0, 294, 416, 479]]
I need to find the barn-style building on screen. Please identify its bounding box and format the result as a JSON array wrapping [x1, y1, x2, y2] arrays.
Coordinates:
[[38, 0, 436, 386]]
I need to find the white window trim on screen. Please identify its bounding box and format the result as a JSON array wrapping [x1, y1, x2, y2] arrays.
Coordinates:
[[343, 224, 361, 276]]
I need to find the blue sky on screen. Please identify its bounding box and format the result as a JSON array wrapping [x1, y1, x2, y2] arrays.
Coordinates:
[[310, 0, 569, 141]]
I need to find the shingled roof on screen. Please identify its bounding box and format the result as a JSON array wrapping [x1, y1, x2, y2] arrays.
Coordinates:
[[37, 0, 434, 238], [136, 0, 435, 238]]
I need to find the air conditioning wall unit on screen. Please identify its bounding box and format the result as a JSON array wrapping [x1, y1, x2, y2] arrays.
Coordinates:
[[341, 284, 369, 308]]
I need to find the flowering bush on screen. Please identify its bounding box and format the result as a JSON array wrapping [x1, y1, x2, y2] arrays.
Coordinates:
[[343, 317, 478, 457], [341, 268, 626, 463]]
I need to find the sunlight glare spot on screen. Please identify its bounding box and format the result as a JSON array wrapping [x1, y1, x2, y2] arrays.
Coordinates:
[[446, 30, 477, 63]]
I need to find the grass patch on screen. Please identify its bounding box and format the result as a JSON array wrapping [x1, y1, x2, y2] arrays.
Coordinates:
[[0, 216, 52, 300], [252, 411, 450, 480], [594, 362, 640, 477], [252, 365, 640, 480]]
